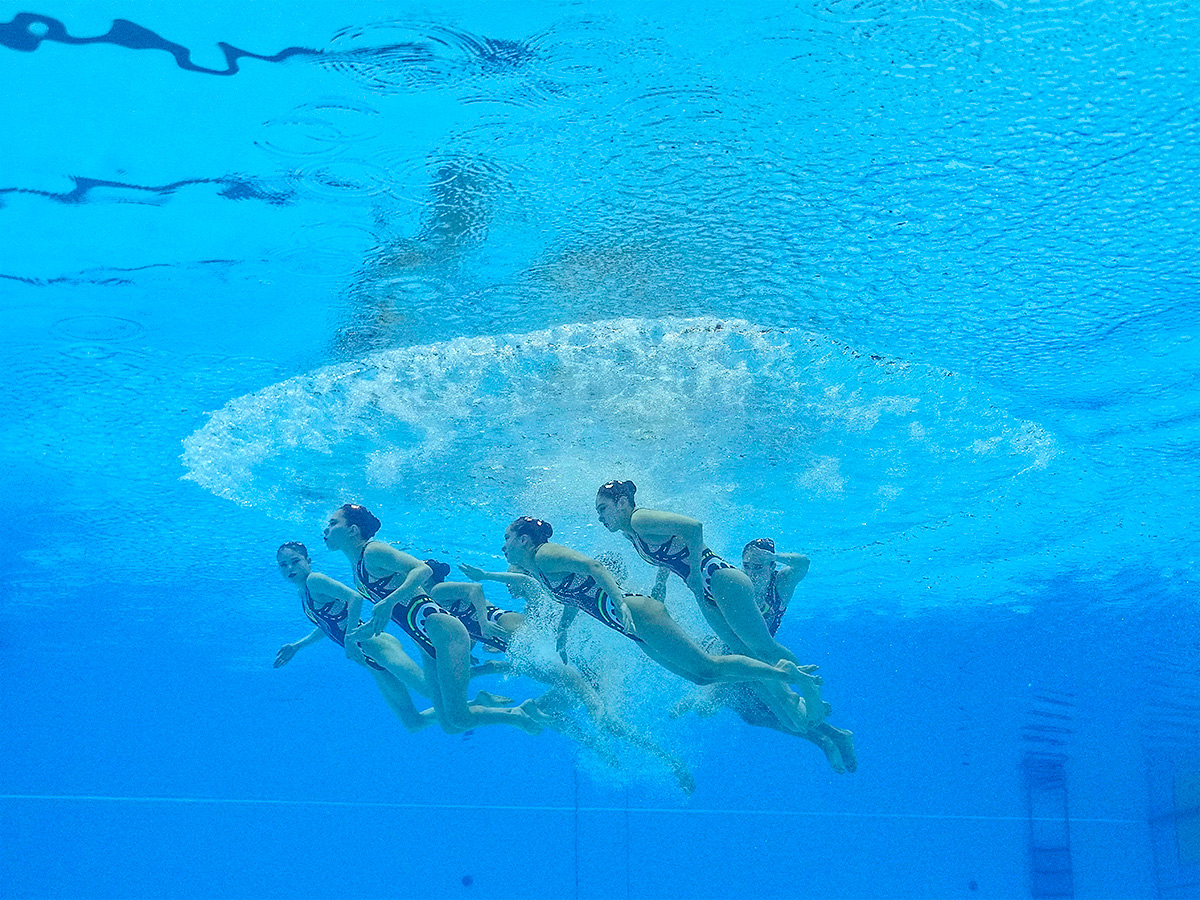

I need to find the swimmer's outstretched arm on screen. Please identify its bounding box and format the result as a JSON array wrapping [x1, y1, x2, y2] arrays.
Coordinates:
[[458, 563, 537, 592], [275, 628, 324, 667], [359, 545, 432, 637]]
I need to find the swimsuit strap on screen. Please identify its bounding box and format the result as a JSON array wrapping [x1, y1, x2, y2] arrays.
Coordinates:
[[303, 584, 349, 639], [356, 541, 399, 601]]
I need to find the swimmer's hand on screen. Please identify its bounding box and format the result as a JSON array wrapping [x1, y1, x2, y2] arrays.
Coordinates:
[[274, 643, 298, 668], [480, 617, 511, 641], [458, 564, 485, 582], [344, 635, 367, 663], [360, 605, 391, 638], [618, 602, 636, 636]]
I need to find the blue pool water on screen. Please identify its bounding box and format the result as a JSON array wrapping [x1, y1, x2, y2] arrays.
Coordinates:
[[1, 2, 1198, 898]]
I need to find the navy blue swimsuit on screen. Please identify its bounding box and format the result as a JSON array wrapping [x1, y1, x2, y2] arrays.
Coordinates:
[[532, 564, 642, 643], [354, 543, 446, 659], [302, 584, 384, 671], [627, 531, 734, 607], [757, 571, 786, 636]]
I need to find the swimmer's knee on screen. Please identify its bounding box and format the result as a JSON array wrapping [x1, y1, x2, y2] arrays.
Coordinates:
[[426, 612, 465, 642], [690, 660, 720, 685]]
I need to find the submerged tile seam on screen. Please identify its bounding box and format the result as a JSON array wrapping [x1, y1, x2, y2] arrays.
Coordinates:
[[0, 794, 1142, 824]]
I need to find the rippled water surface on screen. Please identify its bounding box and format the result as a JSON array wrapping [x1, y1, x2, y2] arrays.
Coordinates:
[[2, 2, 1198, 898]]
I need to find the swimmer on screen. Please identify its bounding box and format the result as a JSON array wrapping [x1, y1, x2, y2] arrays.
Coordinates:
[[677, 539, 857, 773], [322, 504, 542, 736], [595, 479, 826, 727], [480, 516, 813, 734], [458, 560, 695, 793], [273, 541, 435, 732]]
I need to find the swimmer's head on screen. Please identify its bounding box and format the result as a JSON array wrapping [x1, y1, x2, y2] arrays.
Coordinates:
[[324, 503, 380, 550], [424, 559, 451, 586], [596, 479, 637, 531], [504, 516, 552, 563], [742, 538, 776, 580], [277, 541, 312, 583]]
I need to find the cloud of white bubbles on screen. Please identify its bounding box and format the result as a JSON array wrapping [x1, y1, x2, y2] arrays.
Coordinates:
[[183, 316, 1057, 559]]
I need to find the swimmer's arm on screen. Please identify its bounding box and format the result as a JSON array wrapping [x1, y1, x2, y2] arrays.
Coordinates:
[[555, 606, 578, 660], [363, 546, 432, 632], [649, 567, 670, 603], [459, 564, 538, 592], [774, 552, 811, 601], [307, 573, 370, 658], [630, 508, 705, 549], [275, 629, 323, 667]]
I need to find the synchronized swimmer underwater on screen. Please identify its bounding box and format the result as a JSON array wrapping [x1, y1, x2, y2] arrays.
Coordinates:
[[274, 489, 856, 788]]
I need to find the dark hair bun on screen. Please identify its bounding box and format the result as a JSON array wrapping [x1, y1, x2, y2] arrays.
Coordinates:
[[511, 516, 553, 544], [598, 479, 637, 502], [340, 503, 382, 540], [425, 559, 451, 585]]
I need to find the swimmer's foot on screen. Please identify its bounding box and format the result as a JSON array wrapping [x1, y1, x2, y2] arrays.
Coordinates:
[[515, 699, 547, 735], [471, 690, 513, 707], [811, 730, 846, 774], [824, 725, 857, 773], [672, 762, 696, 796], [471, 660, 512, 677], [777, 660, 823, 688]]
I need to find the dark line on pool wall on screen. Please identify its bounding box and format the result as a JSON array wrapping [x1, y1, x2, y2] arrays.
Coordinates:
[[0, 174, 295, 207], [0, 13, 321, 75]]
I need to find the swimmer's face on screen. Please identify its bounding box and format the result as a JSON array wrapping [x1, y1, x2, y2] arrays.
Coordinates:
[[501, 525, 526, 563], [742, 547, 775, 582], [277, 548, 312, 584], [595, 494, 627, 531], [323, 510, 354, 551]]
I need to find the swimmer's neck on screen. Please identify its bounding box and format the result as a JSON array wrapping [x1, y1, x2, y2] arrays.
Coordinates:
[[340, 535, 370, 561]]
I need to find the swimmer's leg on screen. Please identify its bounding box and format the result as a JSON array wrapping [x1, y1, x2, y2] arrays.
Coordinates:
[[708, 567, 804, 667], [515, 655, 607, 722], [525, 688, 621, 768], [818, 723, 857, 773], [369, 669, 438, 733], [359, 633, 431, 696], [425, 613, 542, 735], [623, 594, 804, 686]]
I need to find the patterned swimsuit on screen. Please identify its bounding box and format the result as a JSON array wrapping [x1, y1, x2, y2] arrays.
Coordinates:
[[532, 564, 642, 643], [354, 544, 447, 659], [302, 584, 384, 671], [627, 531, 736, 607]]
